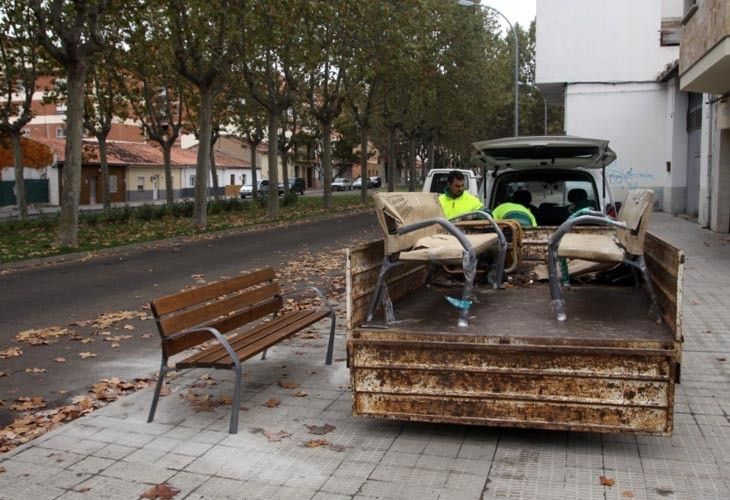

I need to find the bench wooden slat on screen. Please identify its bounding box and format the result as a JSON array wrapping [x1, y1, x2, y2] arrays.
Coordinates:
[[158, 283, 280, 335], [163, 297, 283, 357], [152, 268, 276, 316], [176, 309, 329, 369], [178, 310, 314, 366]]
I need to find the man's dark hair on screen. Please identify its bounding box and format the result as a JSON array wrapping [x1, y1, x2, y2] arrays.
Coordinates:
[[447, 170, 465, 183], [512, 189, 532, 206]]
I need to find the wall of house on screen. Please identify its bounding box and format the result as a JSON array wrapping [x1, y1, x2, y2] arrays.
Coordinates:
[[536, 0, 680, 85], [565, 82, 671, 205]]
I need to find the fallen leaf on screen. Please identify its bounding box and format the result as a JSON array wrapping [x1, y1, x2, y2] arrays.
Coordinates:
[[621, 491, 635, 498], [599, 476, 616, 487], [110, 343, 120, 348], [140, 483, 180, 499], [0, 371, 8, 377], [278, 380, 300, 389], [159, 385, 171, 396], [293, 391, 308, 397], [304, 438, 329, 448], [305, 423, 336, 435], [76, 487, 91, 493], [53, 357, 66, 363], [0, 347, 22, 359], [0, 465, 5, 473], [10, 396, 46, 412], [263, 399, 281, 408], [78, 352, 97, 359], [25, 368, 47, 374], [263, 430, 292, 442], [15, 326, 72, 345], [123, 324, 135, 330], [80, 338, 94, 344]]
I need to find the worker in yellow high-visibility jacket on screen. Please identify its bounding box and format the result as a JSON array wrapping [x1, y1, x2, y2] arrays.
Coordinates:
[[438, 170, 484, 220]]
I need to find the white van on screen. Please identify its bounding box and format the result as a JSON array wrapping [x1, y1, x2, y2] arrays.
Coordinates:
[[472, 136, 620, 225]]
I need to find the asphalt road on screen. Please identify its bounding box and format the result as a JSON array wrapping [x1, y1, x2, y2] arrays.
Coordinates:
[[0, 211, 379, 426]]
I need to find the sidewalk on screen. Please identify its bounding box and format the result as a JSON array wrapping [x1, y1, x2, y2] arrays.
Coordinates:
[[1, 213, 728, 500]]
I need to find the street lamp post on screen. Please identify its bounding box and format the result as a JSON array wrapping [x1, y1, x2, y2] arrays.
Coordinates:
[[458, 0, 519, 137]]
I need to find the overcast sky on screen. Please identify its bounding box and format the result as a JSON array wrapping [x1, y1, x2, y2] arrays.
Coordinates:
[[476, 0, 537, 31]]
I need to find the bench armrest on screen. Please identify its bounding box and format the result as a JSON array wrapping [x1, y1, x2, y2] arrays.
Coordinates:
[[166, 326, 242, 370], [548, 214, 628, 250], [280, 286, 336, 315], [397, 217, 474, 255]]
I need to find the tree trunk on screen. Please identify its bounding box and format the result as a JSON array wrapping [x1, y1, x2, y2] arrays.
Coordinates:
[[408, 136, 416, 192], [58, 61, 87, 247], [266, 111, 280, 216], [11, 133, 27, 219], [427, 140, 435, 176], [360, 125, 369, 203], [98, 136, 110, 211], [321, 120, 333, 209], [163, 143, 174, 206], [387, 126, 396, 192], [210, 141, 220, 201], [281, 147, 289, 195], [249, 139, 259, 199], [193, 86, 213, 230]]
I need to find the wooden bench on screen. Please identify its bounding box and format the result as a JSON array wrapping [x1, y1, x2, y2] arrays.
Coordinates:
[[146, 267, 336, 433]]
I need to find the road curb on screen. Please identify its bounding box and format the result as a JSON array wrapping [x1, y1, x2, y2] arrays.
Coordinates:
[[0, 207, 371, 274]]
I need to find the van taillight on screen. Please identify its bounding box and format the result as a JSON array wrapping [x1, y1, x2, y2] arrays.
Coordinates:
[[607, 206, 617, 219]]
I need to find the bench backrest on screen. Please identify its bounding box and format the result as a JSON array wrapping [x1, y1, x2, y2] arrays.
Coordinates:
[[151, 268, 282, 357], [373, 192, 445, 255], [616, 189, 654, 255]]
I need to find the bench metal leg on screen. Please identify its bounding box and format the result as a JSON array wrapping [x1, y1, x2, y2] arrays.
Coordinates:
[[229, 365, 243, 434], [147, 357, 169, 423], [325, 311, 337, 365], [547, 238, 567, 321], [630, 256, 662, 323]]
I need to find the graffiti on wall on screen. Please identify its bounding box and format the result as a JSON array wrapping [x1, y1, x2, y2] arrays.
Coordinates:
[[606, 162, 655, 188]]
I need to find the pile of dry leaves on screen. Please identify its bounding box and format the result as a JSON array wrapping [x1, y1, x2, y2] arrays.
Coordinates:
[[0, 377, 152, 453]]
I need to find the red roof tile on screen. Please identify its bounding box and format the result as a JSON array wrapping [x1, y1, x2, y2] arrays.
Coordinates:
[[32, 138, 249, 168]]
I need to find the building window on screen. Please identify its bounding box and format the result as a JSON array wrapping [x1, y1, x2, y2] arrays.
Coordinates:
[[109, 175, 118, 194], [190, 175, 196, 187], [55, 127, 65, 138], [230, 174, 235, 185], [137, 176, 145, 192]]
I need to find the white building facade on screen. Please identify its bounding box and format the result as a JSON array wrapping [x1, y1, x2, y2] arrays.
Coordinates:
[[535, 0, 690, 214]]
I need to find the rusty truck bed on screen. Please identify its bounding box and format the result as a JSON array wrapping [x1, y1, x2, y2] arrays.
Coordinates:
[[356, 284, 673, 346], [346, 232, 684, 435]]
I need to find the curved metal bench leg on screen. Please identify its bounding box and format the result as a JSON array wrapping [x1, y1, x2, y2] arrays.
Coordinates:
[[148, 358, 169, 423], [229, 365, 243, 434], [547, 241, 567, 321], [325, 312, 336, 365]]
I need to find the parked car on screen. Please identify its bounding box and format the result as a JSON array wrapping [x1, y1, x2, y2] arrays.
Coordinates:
[[332, 177, 353, 191], [288, 177, 306, 195], [369, 176, 382, 188], [239, 184, 253, 198], [257, 179, 284, 197], [352, 176, 374, 189]]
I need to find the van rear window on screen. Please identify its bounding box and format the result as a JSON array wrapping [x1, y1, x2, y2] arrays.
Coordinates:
[[490, 170, 598, 226]]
